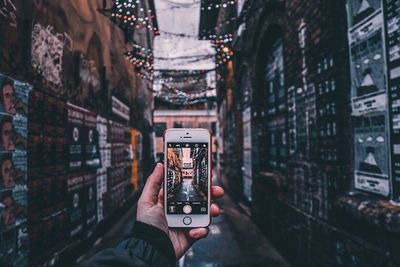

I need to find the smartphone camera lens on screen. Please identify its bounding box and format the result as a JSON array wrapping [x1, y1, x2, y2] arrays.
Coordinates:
[[187, 132, 189, 135]]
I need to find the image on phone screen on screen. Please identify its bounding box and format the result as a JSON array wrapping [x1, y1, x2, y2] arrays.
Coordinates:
[[166, 142, 208, 215]]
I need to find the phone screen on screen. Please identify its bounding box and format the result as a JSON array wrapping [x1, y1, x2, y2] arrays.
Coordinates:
[[166, 142, 208, 215]]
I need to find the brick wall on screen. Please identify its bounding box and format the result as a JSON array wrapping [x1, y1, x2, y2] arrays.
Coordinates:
[[222, 0, 400, 266]]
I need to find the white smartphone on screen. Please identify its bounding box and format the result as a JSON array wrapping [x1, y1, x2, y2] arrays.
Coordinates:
[[164, 128, 211, 228]]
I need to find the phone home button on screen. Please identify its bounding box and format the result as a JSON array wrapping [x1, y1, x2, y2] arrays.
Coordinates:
[[183, 216, 192, 225]]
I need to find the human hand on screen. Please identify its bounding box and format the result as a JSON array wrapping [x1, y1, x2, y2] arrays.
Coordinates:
[[136, 163, 224, 259]]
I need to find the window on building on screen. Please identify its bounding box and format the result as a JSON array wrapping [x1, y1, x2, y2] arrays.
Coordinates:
[[199, 122, 210, 131], [211, 122, 217, 136], [264, 38, 286, 172], [182, 122, 193, 128], [237, 0, 246, 16], [154, 123, 167, 137], [173, 122, 183, 128]]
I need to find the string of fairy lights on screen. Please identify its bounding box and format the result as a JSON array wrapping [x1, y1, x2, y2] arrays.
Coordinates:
[[201, 0, 236, 11], [153, 69, 216, 104], [109, 0, 235, 105], [154, 70, 209, 91], [123, 43, 155, 77], [155, 88, 215, 105], [157, 96, 208, 105], [214, 33, 234, 66], [111, 0, 160, 33]]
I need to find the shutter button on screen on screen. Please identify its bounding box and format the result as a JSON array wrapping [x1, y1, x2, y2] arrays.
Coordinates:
[[183, 216, 192, 225], [183, 205, 192, 214]]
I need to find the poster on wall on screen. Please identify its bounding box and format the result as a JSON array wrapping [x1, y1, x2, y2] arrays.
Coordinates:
[[0, 151, 27, 191], [0, 222, 28, 266], [83, 111, 100, 169], [0, 113, 27, 152], [0, 74, 30, 117], [0, 185, 28, 266], [111, 95, 130, 122], [83, 173, 97, 234], [67, 103, 85, 172], [242, 107, 252, 202], [0, 74, 30, 226], [67, 174, 84, 240], [353, 116, 390, 195], [347, 1, 391, 196], [0, 185, 27, 232], [347, 0, 383, 27], [384, 0, 400, 197], [349, 11, 387, 116]]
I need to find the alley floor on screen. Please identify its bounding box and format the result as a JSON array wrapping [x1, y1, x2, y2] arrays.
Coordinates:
[[169, 178, 207, 202], [72, 177, 290, 267]]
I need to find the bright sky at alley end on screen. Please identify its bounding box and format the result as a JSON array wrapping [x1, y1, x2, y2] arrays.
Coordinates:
[[154, 0, 216, 70]]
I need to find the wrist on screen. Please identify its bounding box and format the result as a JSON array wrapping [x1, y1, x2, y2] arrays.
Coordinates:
[[136, 209, 168, 234], [131, 220, 176, 264]]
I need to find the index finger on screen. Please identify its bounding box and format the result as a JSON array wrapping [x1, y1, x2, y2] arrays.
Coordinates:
[[141, 163, 164, 203]]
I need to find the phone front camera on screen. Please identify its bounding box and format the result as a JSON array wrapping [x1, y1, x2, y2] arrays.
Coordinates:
[[187, 132, 189, 135]]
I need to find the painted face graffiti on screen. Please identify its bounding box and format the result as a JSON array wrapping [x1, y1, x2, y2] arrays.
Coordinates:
[[2, 83, 16, 114]]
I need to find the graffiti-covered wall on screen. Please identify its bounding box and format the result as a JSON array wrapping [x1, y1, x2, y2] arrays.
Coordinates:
[[1, 0, 155, 116], [220, 0, 400, 266], [0, 0, 157, 265]]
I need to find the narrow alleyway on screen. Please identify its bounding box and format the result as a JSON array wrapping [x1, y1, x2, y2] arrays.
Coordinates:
[[170, 178, 207, 202], [2, 0, 400, 266], [73, 177, 290, 267], [177, 186, 290, 267]]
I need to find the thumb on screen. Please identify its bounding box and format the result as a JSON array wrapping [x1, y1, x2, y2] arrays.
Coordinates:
[[141, 163, 164, 203]]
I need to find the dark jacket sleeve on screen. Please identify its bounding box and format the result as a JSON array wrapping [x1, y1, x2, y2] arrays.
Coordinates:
[[85, 221, 176, 267]]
